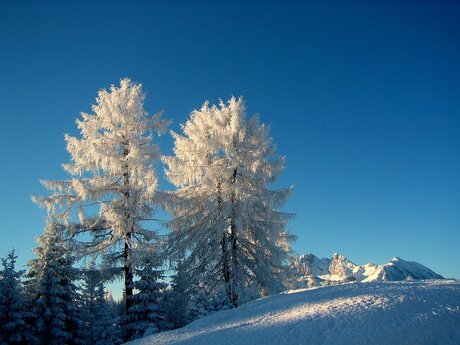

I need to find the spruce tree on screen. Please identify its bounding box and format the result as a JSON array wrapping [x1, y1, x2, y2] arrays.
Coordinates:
[[80, 258, 121, 345], [163, 260, 190, 328], [80, 258, 99, 345], [124, 255, 167, 340], [25, 219, 83, 345], [0, 249, 27, 344], [104, 290, 124, 343], [164, 97, 294, 305]]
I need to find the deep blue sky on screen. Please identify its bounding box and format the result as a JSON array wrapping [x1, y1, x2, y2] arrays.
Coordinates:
[[1, 1, 459, 280]]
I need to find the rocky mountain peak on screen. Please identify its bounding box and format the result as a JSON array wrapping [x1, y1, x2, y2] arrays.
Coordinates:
[[292, 253, 443, 288]]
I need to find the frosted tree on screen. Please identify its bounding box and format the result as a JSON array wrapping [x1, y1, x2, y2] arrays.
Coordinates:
[[164, 97, 294, 306], [0, 249, 27, 344], [80, 258, 121, 345], [33, 78, 169, 339], [124, 254, 167, 340], [25, 218, 83, 345]]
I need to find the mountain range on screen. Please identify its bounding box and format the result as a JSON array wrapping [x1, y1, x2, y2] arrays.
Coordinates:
[[292, 253, 444, 287]]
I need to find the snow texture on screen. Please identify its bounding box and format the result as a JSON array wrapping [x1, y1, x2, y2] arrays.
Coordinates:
[[128, 280, 460, 345]]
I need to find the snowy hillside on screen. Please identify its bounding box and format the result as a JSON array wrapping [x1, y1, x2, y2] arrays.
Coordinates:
[[129, 280, 460, 345], [292, 253, 444, 287]]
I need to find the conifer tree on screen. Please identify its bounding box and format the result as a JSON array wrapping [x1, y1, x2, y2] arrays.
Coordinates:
[[25, 219, 83, 345], [33, 78, 169, 340], [164, 97, 294, 306], [124, 254, 167, 340], [104, 290, 124, 343], [163, 260, 191, 328], [0, 249, 27, 344], [80, 258, 121, 345], [80, 258, 99, 345]]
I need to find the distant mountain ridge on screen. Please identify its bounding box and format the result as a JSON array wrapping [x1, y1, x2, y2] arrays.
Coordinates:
[[292, 253, 444, 287]]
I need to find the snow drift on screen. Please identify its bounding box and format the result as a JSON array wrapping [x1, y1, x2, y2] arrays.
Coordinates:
[[129, 280, 460, 345]]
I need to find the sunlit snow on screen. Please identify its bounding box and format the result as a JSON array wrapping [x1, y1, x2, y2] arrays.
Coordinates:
[[129, 280, 460, 345]]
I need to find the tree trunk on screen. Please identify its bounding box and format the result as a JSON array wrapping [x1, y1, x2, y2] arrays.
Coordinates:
[[122, 145, 134, 342], [219, 182, 230, 285], [123, 232, 133, 342], [228, 168, 238, 306], [124, 232, 133, 311]]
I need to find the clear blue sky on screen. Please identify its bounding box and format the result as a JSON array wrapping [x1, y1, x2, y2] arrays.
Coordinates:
[[1, 1, 459, 280]]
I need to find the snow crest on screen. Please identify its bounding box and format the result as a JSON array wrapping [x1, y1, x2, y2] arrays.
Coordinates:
[[128, 280, 460, 345]]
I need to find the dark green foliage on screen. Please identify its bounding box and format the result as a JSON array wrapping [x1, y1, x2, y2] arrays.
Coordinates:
[[25, 219, 84, 345], [0, 249, 27, 344]]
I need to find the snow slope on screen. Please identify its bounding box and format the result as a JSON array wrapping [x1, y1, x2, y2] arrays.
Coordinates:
[[292, 253, 444, 287], [129, 280, 460, 345]]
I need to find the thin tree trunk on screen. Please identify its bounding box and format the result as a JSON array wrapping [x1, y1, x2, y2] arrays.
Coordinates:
[[219, 182, 231, 285], [123, 233, 133, 342], [122, 145, 134, 342], [124, 233, 133, 312], [228, 168, 238, 305]]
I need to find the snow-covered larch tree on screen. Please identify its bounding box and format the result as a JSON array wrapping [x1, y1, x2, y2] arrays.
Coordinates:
[[33, 78, 169, 338], [164, 97, 294, 306]]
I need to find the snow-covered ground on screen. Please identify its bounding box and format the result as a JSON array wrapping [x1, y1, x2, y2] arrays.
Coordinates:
[[129, 280, 460, 345]]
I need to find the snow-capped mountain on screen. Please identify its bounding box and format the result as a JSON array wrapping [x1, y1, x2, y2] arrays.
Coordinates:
[[292, 253, 444, 287], [129, 280, 460, 345]]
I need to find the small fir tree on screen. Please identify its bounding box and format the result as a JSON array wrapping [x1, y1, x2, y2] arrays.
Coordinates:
[[124, 255, 167, 340], [25, 218, 84, 345], [0, 249, 27, 344], [104, 290, 124, 343], [80, 258, 121, 345], [163, 260, 191, 328]]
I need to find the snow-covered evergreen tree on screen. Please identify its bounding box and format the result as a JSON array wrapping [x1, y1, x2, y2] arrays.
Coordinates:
[[0, 249, 27, 344], [163, 260, 191, 328], [124, 254, 167, 340], [185, 283, 230, 322], [93, 284, 122, 345], [25, 218, 83, 345], [33, 78, 169, 340], [164, 97, 294, 305], [80, 258, 121, 345], [104, 290, 124, 342], [164, 260, 227, 327], [80, 258, 99, 344]]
